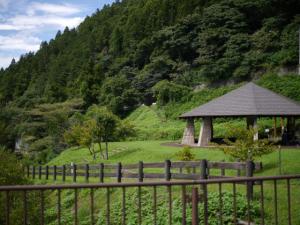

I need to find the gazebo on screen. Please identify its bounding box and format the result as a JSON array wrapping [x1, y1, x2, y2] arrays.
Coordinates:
[[179, 82, 300, 147]]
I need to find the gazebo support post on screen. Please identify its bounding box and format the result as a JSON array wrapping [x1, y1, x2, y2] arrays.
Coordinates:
[[181, 118, 195, 145], [287, 117, 296, 142], [246, 116, 258, 141], [274, 117, 277, 138], [198, 117, 213, 147], [280, 117, 284, 135]]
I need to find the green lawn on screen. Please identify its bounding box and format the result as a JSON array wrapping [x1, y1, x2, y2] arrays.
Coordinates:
[[48, 140, 300, 176], [42, 141, 300, 225]]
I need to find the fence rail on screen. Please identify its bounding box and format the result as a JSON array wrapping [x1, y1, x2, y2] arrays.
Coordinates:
[[26, 160, 262, 183], [1, 174, 298, 225]]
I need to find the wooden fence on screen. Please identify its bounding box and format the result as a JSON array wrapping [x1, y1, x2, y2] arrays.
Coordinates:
[[26, 159, 262, 183]]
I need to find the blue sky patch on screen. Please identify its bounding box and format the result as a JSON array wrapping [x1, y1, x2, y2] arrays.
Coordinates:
[[0, 0, 115, 68]]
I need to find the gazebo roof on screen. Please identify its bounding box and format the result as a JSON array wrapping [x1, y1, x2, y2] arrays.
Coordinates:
[[180, 82, 300, 118]]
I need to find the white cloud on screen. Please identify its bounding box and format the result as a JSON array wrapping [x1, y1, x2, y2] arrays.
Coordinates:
[[1, 14, 83, 31], [0, 1, 85, 68], [27, 2, 81, 16], [0, 55, 18, 69], [0, 34, 41, 51]]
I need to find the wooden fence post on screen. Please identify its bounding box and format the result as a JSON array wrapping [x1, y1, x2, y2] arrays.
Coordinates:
[[73, 163, 77, 183], [62, 165, 66, 182], [117, 162, 122, 183], [27, 165, 30, 178], [200, 159, 208, 179], [85, 164, 89, 183], [237, 159, 241, 177], [45, 165, 49, 180], [53, 165, 57, 181], [165, 160, 171, 181], [138, 161, 144, 182], [221, 160, 225, 176], [32, 165, 36, 179], [38, 165, 42, 179], [246, 160, 255, 200], [191, 187, 199, 225], [99, 163, 104, 183]]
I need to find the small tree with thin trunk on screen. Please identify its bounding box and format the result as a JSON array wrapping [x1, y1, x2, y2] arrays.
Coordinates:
[[79, 120, 97, 160], [99, 109, 119, 160], [86, 105, 119, 160]]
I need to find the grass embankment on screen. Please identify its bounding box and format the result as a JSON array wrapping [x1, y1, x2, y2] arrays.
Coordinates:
[[42, 141, 300, 225]]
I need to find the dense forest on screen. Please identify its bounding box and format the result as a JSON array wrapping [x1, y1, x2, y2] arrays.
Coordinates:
[[0, 0, 300, 162]]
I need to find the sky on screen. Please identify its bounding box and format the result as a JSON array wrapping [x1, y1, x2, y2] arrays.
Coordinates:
[[0, 0, 115, 69]]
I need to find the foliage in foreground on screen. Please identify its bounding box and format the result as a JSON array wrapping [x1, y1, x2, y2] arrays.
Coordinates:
[[96, 189, 260, 225], [43, 187, 260, 225], [0, 148, 40, 225]]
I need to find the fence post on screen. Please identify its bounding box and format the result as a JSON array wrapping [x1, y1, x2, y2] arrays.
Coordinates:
[[237, 159, 241, 177], [62, 165, 66, 182], [85, 164, 89, 183], [200, 159, 208, 179], [117, 162, 122, 183], [45, 165, 49, 180], [99, 163, 104, 183], [246, 160, 255, 200], [221, 160, 225, 176], [38, 165, 42, 179], [27, 165, 30, 178], [138, 161, 144, 182], [53, 165, 57, 181], [73, 163, 77, 183], [191, 187, 199, 225], [165, 160, 171, 181], [32, 165, 35, 179]]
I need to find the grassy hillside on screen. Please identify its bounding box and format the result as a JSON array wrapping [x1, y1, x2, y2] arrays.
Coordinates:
[[125, 104, 276, 141], [47, 140, 300, 176], [125, 105, 185, 140]]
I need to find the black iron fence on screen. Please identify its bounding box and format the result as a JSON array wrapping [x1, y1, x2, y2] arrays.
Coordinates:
[[1, 175, 299, 225], [25, 160, 262, 183]]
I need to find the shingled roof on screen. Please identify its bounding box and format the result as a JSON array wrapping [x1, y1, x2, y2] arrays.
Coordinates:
[[180, 82, 300, 118]]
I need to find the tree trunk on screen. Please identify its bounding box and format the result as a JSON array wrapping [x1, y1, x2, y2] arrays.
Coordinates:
[[98, 142, 104, 159], [105, 141, 108, 160], [88, 146, 93, 155], [92, 144, 96, 160]]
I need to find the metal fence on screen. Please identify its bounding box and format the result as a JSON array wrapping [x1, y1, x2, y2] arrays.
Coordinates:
[[25, 160, 262, 183], [1, 174, 299, 225]]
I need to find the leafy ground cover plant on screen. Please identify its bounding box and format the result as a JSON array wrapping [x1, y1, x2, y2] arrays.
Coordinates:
[[96, 188, 260, 225]]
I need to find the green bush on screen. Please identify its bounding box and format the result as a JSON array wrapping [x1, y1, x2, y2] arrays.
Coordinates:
[[0, 148, 40, 225], [175, 146, 195, 161], [219, 127, 275, 161]]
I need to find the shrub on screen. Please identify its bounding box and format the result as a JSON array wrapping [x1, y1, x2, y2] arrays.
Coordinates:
[[0, 147, 40, 225], [219, 126, 275, 161], [175, 146, 195, 161]]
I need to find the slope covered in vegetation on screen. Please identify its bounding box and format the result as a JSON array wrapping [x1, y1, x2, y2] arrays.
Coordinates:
[[0, 0, 299, 113], [0, 0, 300, 163]]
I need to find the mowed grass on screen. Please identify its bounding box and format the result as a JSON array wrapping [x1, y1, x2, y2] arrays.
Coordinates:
[[48, 140, 300, 177], [43, 140, 300, 224]]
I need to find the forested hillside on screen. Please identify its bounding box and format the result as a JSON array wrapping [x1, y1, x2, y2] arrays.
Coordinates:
[[0, 0, 300, 162], [0, 0, 299, 111]]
